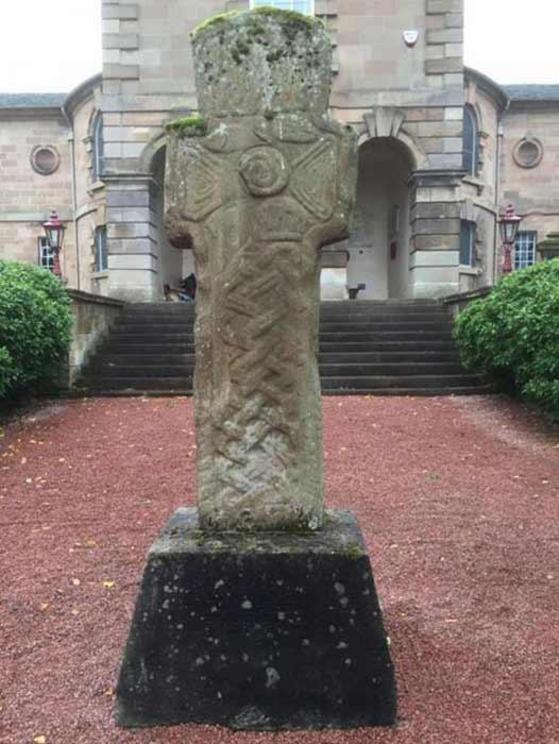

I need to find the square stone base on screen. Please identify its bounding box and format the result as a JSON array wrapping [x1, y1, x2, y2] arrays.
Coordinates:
[[116, 508, 397, 730]]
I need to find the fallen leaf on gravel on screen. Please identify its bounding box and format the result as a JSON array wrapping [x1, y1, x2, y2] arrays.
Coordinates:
[[33, 736, 46, 743], [103, 687, 115, 697], [102, 580, 116, 589], [39, 603, 49, 611], [71, 578, 81, 587]]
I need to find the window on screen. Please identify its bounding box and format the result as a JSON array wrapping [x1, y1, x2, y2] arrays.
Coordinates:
[[38, 237, 54, 271], [515, 231, 537, 270], [460, 220, 476, 267], [513, 138, 543, 169], [92, 112, 104, 181], [251, 0, 314, 13], [95, 226, 108, 272], [30, 146, 60, 176], [463, 105, 479, 176]]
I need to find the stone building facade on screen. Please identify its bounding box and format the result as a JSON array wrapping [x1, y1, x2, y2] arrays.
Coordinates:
[[1, 0, 559, 302]]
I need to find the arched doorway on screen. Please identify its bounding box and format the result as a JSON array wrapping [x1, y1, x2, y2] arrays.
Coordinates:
[[150, 146, 195, 299], [347, 137, 413, 299]]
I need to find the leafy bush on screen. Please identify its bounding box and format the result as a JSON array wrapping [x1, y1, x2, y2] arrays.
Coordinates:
[[454, 259, 559, 417], [0, 260, 73, 399], [0, 346, 14, 398]]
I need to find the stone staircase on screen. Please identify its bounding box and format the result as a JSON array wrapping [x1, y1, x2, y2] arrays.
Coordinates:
[[76, 300, 489, 396]]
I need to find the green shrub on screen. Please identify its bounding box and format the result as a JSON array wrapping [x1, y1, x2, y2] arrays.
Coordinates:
[[0, 346, 14, 398], [454, 259, 559, 417], [0, 260, 73, 399]]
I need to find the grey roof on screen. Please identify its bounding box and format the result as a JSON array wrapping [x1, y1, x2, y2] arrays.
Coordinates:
[[504, 85, 559, 102], [0, 92, 67, 109]]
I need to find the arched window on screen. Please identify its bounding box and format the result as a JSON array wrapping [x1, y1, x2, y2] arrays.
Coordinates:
[[251, 0, 314, 14], [92, 112, 104, 181], [463, 105, 479, 176]]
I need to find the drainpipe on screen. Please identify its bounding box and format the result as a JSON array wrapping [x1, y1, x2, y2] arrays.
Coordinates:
[[493, 98, 509, 284], [61, 104, 80, 290]]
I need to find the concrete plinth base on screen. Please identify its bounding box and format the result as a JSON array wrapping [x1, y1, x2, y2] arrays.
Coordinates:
[[116, 508, 397, 730]]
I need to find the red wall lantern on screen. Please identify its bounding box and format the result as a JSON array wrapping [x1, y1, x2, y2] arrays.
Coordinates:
[[498, 204, 522, 275], [42, 210, 66, 278]]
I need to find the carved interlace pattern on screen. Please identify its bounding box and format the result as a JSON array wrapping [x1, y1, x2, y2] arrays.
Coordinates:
[[210, 239, 304, 526]]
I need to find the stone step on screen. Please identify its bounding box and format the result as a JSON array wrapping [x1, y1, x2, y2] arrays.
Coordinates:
[[89, 365, 191, 378], [107, 331, 193, 342], [322, 386, 492, 397], [74, 386, 491, 399], [95, 350, 461, 366], [320, 331, 453, 342], [320, 374, 484, 390], [102, 340, 458, 355], [112, 319, 452, 334], [89, 373, 482, 391], [120, 311, 194, 321], [319, 363, 465, 376], [102, 343, 195, 354], [319, 307, 447, 318], [106, 329, 454, 344], [321, 299, 440, 307], [95, 353, 195, 366], [88, 376, 193, 391], [318, 321, 451, 332], [89, 361, 465, 378], [319, 350, 460, 363]]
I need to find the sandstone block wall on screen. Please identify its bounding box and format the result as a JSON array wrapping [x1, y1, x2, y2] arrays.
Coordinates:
[[0, 111, 73, 271], [100, 0, 466, 300], [502, 103, 559, 243]]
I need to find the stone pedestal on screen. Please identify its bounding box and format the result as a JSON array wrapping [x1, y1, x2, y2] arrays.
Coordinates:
[[116, 508, 396, 730]]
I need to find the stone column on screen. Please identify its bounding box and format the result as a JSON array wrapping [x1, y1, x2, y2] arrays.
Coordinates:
[[409, 169, 464, 298], [164, 9, 357, 532], [104, 178, 160, 302]]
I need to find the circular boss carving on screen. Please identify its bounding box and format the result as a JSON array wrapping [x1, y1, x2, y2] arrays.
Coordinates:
[[30, 145, 60, 176], [239, 146, 289, 196], [513, 137, 543, 169]]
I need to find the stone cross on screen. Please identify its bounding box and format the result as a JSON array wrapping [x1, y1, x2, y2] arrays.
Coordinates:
[[165, 8, 357, 532]]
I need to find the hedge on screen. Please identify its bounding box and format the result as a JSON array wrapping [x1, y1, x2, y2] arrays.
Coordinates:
[[454, 259, 559, 417], [0, 260, 73, 400]]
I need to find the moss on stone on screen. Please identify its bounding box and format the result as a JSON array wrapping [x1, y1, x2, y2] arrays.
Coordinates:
[[192, 7, 320, 42], [251, 6, 317, 29], [165, 115, 208, 138], [191, 11, 239, 38]]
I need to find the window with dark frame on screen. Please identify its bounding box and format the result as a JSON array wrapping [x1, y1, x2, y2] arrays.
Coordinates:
[[38, 236, 54, 272], [251, 0, 314, 13], [463, 105, 479, 176], [460, 220, 476, 267], [92, 112, 104, 181], [515, 231, 537, 270], [95, 226, 108, 272]]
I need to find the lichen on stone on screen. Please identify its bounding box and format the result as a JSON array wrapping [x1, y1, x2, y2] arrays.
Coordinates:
[[165, 115, 208, 138], [192, 7, 320, 42], [191, 11, 239, 38]]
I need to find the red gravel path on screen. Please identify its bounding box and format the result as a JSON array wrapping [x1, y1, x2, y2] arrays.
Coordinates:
[[1, 395, 558, 744]]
